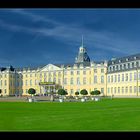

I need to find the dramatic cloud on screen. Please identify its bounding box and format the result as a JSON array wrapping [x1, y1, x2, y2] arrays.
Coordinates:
[[0, 9, 139, 66]]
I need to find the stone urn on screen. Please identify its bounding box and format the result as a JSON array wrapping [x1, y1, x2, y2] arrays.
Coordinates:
[[95, 97, 100, 101], [59, 99, 63, 102], [81, 98, 85, 102], [29, 98, 34, 102]]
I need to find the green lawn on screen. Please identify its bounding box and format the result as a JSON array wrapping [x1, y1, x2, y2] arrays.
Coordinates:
[[1, 98, 140, 131]]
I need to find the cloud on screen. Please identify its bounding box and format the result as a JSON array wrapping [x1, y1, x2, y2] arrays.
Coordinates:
[[10, 9, 60, 26], [0, 9, 139, 59]]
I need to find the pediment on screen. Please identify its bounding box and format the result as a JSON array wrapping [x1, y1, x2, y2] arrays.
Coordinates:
[[40, 64, 61, 72]]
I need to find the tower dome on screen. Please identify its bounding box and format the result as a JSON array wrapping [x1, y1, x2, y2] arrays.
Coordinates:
[[75, 36, 90, 66]]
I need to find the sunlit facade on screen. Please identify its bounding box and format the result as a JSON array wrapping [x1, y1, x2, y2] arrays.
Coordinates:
[[0, 41, 140, 97]]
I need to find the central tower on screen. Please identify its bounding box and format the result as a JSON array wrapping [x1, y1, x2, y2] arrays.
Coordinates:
[[75, 36, 90, 66]]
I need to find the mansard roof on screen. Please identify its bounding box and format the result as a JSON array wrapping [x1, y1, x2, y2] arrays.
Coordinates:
[[108, 53, 140, 66]]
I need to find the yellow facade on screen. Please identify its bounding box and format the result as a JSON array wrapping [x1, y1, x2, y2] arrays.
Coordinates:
[[0, 46, 140, 97]]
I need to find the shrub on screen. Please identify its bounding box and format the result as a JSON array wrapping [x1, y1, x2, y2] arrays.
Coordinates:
[[80, 89, 88, 96], [75, 91, 79, 96], [57, 89, 68, 96], [28, 88, 36, 97], [90, 91, 94, 95], [92, 90, 101, 96]]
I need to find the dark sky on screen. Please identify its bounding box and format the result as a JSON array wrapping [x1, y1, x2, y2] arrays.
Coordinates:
[[0, 9, 140, 68]]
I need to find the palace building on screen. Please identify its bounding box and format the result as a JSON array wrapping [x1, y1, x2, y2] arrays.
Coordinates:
[[0, 40, 140, 97]]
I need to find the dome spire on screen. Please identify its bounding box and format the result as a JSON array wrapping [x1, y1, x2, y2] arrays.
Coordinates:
[[81, 35, 84, 47]]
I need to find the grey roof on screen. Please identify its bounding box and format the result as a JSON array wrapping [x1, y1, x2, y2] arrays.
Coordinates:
[[0, 66, 15, 72], [75, 47, 90, 66], [108, 53, 140, 66], [107, 53, 140, 74], [15, 64, 46, 71]]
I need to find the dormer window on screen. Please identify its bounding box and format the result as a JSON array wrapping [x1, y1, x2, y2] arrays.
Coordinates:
[[134, 56, 137, 60], [126, 58, 128, 61], [119, 60, 121, 63], [112, 61, 114, 64]]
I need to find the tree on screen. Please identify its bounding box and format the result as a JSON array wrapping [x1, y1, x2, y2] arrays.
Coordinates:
[[57, 89, 68, 102], [80, 89, 88, 96], [93, 90, 101, 96], [28, 88, 36, 98], [80, 89, 88, 99], [92, 90, 101, 101], [90, 90, 101, 100], [75, 91, 79, 100], [57, 89, 68, 98], [75, 91, 79, 96], [57, 89, 68, 96], [90, 91, 95, 96]]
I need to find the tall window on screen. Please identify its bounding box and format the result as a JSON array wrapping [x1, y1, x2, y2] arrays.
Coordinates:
[[129, 86, 132, 93], [64, 78, 67, 85], [134, 72, 137, 81], [118, 87, 120, 94], [125, 73, 128, 81], [129, 73, 132, 81], [111, 75, 113, 83], [94, 69, 97, 73], [101, 69, 104, 73], [94, 76, 97, 83], [122, 74, 124, 82], [35, 80, 37, 85], [111, 87, 113, 94], [132, 62, 134, 68], [114, 87, 116, 94], [30, 80, 32, 86], [70, 78, 73, 85], [139, 72, 140, 80], [139, 86, 140, 93], [108, 88, 110, 94], [118, 65, 120, 70], [71, 71, 74, 75], [64, 71, 67, 75], [77, 77, 80, 85], [114, 75, 117, 82], [101, 88, 104, 94], [128, 63, 130, 68], [77, 71, 80, 75], [125, 87, 128, 93], [4, 80, 7, 86], [83, 71, 86, 75], [134, 86, 137, 93], [118, 74, 120, 82], [122, 87, 124, 94], [26, 80, 27, 86], [108, 76, 110, 83], [83, 77, 86, 85], [101, 76, 104, 83]]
